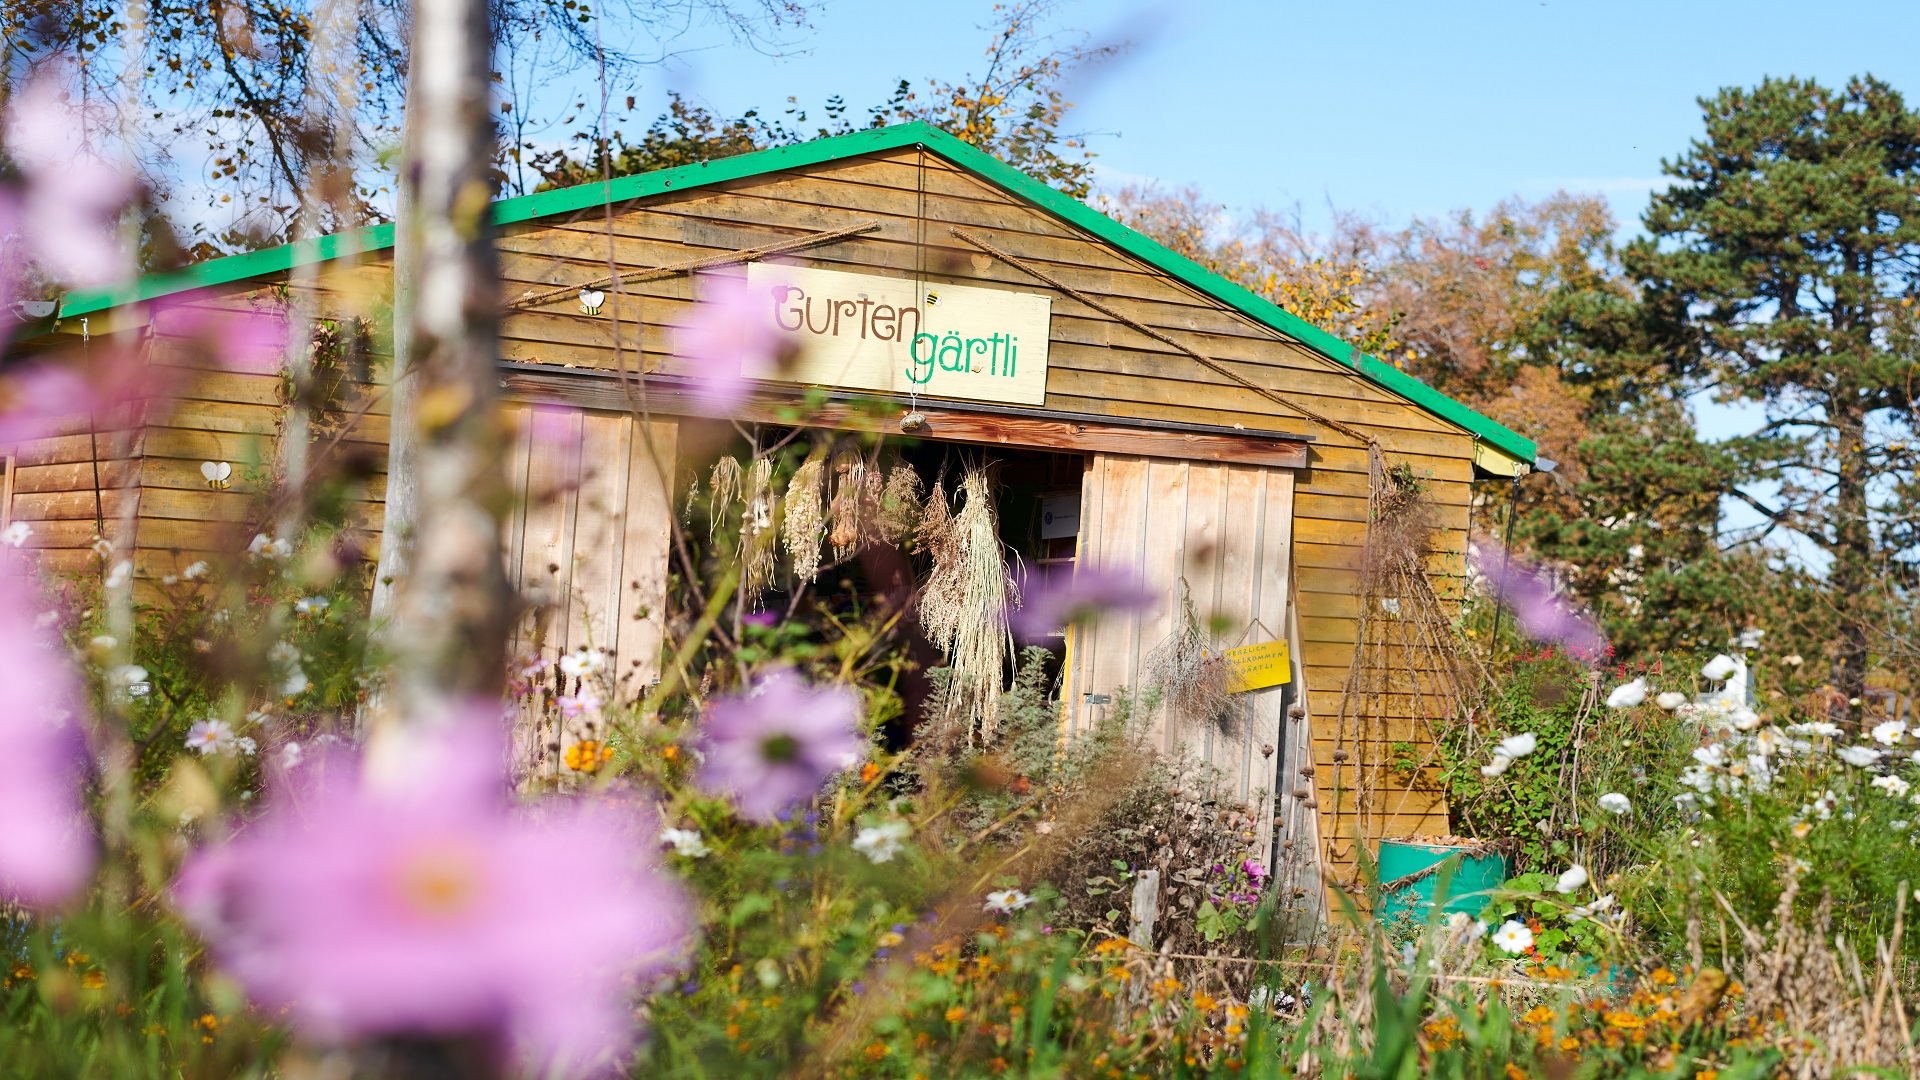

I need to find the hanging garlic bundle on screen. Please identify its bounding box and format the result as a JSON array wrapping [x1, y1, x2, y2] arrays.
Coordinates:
[[708, 456, 742, 539], [740, 457, 778, 604], [826, 447, 868, 562], [783, 456, 827, 583], [877, 463, 924, 545], [919, 468, 1018, 741]]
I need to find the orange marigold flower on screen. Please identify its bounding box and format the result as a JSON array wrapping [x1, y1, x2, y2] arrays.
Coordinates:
[[945, 1006, 966, 1023], [80, 971, 106, 990], [1559, 1036, 1580, 1051], [1523, 1005, 1554, 1024], [1504, 1063, 1527, 1080], [864, 1042, 890, 1062], [1193, 991, 1218, 1012], [861, 762, 881, 784], [1606, 1011, 1646, 1030], [1651, 967, 1677, 985]]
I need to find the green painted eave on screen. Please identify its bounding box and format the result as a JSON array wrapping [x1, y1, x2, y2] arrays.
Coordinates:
[[57, 121, 1534, 463]]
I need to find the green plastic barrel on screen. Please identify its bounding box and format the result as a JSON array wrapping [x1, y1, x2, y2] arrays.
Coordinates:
[[1376, 839, 1508, 923]]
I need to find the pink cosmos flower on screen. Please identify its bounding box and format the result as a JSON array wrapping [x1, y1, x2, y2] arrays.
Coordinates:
[[152, 300, 292, 375], [174, 714, 693, 1073], [1011, 565, 1158, 642], [697, 669, 863, 823], [671, 275, 797, 413], [1470, 545, 1606, 656], [0, 564, 95, 907], [5, 63, 136, 288]]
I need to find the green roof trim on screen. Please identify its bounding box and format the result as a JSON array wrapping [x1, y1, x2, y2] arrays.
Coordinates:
[[57, 121, 1534, 462]]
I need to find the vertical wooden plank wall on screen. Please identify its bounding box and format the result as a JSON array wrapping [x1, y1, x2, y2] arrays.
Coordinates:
[[1067, 453, 1297, 860], [503, 403, 678, 778]]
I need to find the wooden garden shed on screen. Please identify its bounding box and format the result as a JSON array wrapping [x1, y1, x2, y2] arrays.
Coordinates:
[[1, 121, 1536, 893]]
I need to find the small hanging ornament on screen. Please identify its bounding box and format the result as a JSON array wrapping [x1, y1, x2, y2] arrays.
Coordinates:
[[200, 461, 233, 489], [578, 288, 606, 316]]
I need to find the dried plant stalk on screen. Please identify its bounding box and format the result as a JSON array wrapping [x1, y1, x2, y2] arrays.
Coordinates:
[[1144, 585, 1239, 737], [740, 457, 777, 605], [878, 464, 924, 544], [709, 456, 742, 538], [783, 456, 827, 583], [920, 468, 1018, 741]]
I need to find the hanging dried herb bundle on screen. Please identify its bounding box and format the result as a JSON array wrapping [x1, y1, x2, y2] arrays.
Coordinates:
[[740, 457, 778, 604], [783, 456, 827, 583], [919, 468, 1019, 741], [708, 456, 742, 539], [1144, 584, 1240, 738], [877, 464, 924, 545]]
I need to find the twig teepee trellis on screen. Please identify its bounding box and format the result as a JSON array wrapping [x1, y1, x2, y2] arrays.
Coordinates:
[[1326, 445, 1488, 875]]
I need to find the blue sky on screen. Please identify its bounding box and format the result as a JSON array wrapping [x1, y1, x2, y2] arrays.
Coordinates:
[[596, 0, 1920, 564]]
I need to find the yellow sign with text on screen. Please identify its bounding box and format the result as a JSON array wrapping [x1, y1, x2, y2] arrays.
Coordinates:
[[1223, 639, 1292, 693]]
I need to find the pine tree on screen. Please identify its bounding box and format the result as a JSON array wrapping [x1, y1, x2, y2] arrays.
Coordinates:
[[1629, 74, 1920, 706]]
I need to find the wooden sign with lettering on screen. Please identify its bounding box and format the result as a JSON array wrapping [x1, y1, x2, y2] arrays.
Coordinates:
[[742, 264, 1051, 406]]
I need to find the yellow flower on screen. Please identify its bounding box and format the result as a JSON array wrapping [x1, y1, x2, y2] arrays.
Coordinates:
[[945, 1006, 966, 1023], [1651, 967, 1677, 986], [863, 1042, 890, 1062], [80, 971, 106, 990], [1523, 1005, 1554, 1024], [562, 740, 613, 773], [1605, 1011, 1646, 1030], [1193, 991, 1218, 1012], [1504, 1063, 1528, 1080], [1791, 821, 1813, 839]]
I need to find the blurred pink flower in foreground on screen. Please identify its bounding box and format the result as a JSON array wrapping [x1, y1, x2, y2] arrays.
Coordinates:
[[672, 275, 798, 413], [5, 63, 135, 288], [1470, 545, 1607, 656], [0, 564, 95, 907], [174, 715, 692, 1074], [698, 669, 863, 823], [1011, 564, 1157, 642]]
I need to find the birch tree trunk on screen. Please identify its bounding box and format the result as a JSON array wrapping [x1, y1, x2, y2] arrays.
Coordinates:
[[379, 0, 513, 718]]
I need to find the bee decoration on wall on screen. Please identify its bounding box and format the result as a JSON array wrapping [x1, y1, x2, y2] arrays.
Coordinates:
[[579, 288, 606, 316], [923, 290, 940, 307], [200, 461, 233, 490]]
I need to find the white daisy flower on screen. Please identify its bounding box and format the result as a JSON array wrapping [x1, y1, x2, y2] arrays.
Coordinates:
[[851, 820, 911, 864], [1490, 919, 1534, 955], [1872, 775, 1913, 799], [1555, 864, 1589, 894], [1598, 792, 1631, 815], [104, 560, 132, 590], [985, 889, 1033, 913], [1838, 746, 1883, 768], [1495, 733, 1538, 759], [185, 719, 236, 755], [1605, 678, 1647, 709], [1701, 654, 1739, 681], [559, 647, 607, 679], [1655, 691, 1689, 711], [2, 521, 30, 547], [1871, 720, 1907, 746], [661, 828, 712, 858], [294, 596, 330, 615], [182, 560, 210, 580]]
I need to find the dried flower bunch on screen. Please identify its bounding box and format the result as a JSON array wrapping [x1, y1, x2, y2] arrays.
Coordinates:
[[740, 456, 778, 604], [782, 455, 827, 583], [1144, 585, 1240, 737], [918, 468, 1020, 741], [707, 456, 741, 539]]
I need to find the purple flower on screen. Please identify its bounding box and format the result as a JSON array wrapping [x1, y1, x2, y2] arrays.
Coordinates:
[[173, 713, 693, 1072], [1241, 858, 1267, 881], [671, 276, 797, 413], [1010, 565, 1158, 642], [697, 670, 863, 823], [5, 64, 136, 287], [0, 565, 94, 907], [1470, 545, 1607, 656]]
